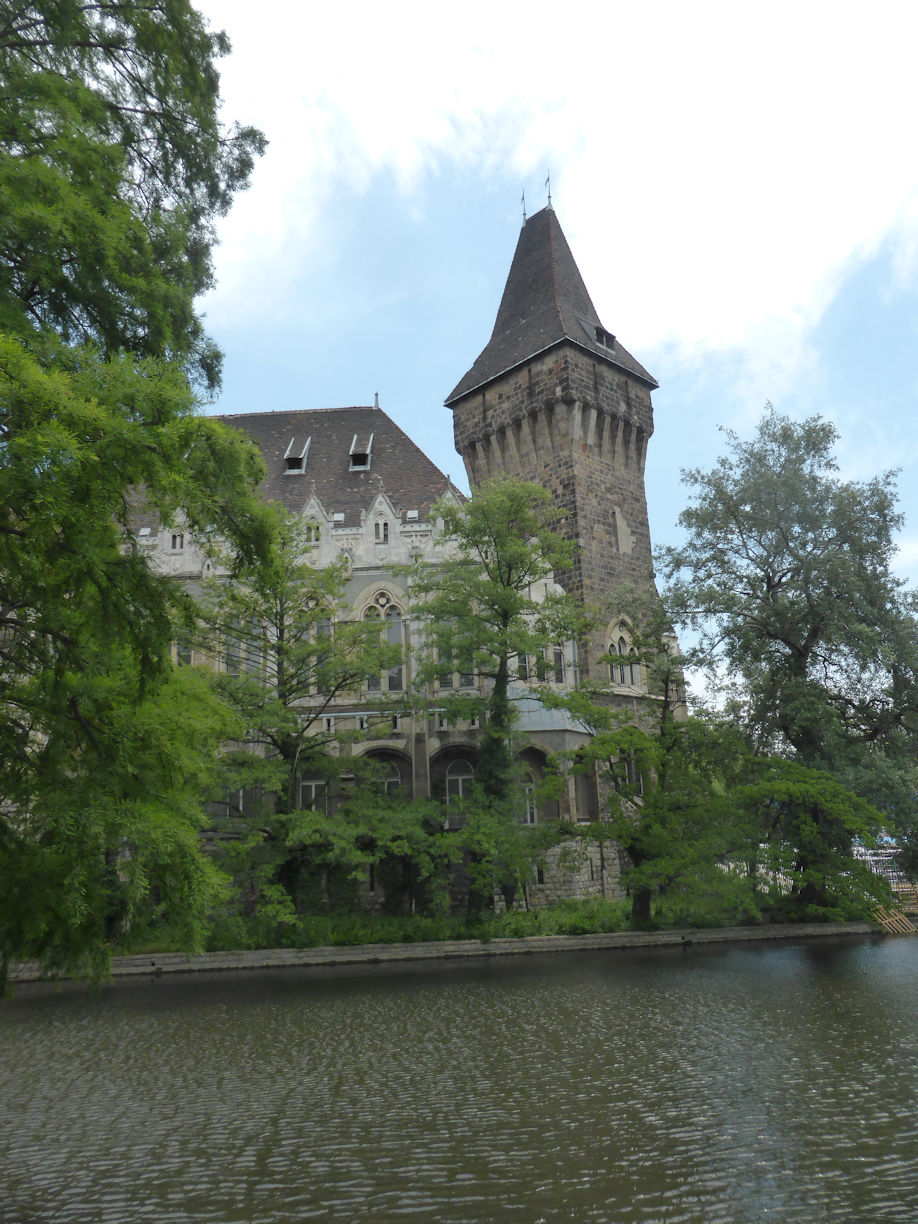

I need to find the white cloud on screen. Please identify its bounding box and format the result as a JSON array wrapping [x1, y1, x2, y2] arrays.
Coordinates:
[[198, 0, 918, 378]]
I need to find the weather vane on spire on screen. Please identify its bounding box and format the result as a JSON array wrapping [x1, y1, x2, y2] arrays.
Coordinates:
[[545, 170, 552, 208], [521, 189, 527, 223]]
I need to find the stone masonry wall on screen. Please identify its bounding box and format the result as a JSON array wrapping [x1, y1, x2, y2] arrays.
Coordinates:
[[450, 344, 657, 678]]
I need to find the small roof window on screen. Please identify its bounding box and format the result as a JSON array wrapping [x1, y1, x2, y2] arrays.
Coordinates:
[[284, 436, 311, 474], [349, 432, 374, 471], [578, 317, 615, 352]]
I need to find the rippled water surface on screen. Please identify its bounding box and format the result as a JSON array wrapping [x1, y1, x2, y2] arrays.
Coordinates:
[[3, 936, 918, 1223]]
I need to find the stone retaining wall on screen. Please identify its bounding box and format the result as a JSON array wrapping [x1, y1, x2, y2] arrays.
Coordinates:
[[9, 922, 878, 983]]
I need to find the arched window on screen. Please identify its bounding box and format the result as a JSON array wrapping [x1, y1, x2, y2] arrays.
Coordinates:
[[364, 605, 381, 692], [628, 646, 639, 687], [304, 520, 320, 544], [364, 594, 404, 692], [445, 758, 475, 804], [617, 636, 628, 685]]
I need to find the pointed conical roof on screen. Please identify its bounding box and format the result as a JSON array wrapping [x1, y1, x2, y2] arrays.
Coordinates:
[[446, 207, 657, 403]]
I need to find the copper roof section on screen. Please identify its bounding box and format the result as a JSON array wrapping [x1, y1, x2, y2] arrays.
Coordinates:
[[446, 207, 657, 403], [218, 406, 457, 525]]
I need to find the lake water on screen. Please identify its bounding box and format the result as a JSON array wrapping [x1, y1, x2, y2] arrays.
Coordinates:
[[2, 935, 917, 1223]]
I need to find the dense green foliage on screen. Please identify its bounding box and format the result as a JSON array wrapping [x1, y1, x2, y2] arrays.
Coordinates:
[[659, 408, 918, 906], [412, 478, 590, 797], [4, 7, 906, 975], [0, 2, 268, 988], [404, 477, 591, 910], [0, 0, 264, 387], [115, 896, 635, 956], [200, 508, 415, 918]]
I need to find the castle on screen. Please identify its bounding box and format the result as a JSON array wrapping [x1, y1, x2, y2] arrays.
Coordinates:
[[149, 206, 661, 904]]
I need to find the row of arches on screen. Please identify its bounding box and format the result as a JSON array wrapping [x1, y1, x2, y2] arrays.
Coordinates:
[[294, 746, 560, 824]]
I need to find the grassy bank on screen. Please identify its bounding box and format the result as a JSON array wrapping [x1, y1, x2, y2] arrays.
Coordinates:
[[112, 894, 823, 958]]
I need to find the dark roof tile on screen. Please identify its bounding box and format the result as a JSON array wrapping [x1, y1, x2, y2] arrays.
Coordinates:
[[446, 207, 657, 402], [217, 405, 458, 526]]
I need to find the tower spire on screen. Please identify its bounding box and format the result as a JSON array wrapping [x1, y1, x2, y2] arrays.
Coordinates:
[[446, 207, 655, 405]]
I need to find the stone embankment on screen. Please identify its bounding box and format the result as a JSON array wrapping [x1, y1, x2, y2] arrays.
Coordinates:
[[10, 922, 878, 983]]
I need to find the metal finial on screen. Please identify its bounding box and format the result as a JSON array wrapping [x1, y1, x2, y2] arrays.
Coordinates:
[[521, 189, 527, 223], [545, 171, 552, 208], [374, 391, 379, 409]]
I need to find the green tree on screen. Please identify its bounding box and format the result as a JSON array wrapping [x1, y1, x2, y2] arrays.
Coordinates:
[[407, 477, 592, 913], [659, 408, 918, 899], [201, 509, 404, 916], [736, 759, 888, 920], [0, 657, 237, 989], [554, 595, 757, 928], [0, 3, 268, 984], [0, 0, 264, 388], [412, 477, 591, 799]]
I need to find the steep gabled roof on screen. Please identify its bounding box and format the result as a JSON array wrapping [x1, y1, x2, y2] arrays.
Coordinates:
[[446, 207, 657, 403], [218, 406, 458, 525]]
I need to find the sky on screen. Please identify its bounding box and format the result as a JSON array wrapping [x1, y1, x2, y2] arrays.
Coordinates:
[[195, 0, 918, 582]]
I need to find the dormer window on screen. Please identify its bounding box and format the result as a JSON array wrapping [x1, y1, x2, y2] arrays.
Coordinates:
[[284, 436, 311, 474], [578, 316, 616, 351], [349, 432, 373, 471]]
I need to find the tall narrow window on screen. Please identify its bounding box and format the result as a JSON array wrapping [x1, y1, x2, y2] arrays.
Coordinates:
[[245, 620, 263, 676], [224, 634, 241, 677], [628, 647, 639, 687], [522, 773, 537, 825], [553, 646, 564, 684], [171, 533, 184, 551], [365, 606, 381, 692], [374, 520, 389, 544], [617, 636, 628, 685], [386, 606, 403, 691]]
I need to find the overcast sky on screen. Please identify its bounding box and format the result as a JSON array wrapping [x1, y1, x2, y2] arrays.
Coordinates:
[[195, 0, 918, 582]]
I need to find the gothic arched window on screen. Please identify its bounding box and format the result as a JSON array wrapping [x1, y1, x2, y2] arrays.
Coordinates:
[[628, 646, 639, 687], [616, 636, 628, 685], [364, 593, 404, 692]]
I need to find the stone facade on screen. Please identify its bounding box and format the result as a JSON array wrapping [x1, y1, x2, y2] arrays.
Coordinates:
[[449, 349, 656, 678], [446, 206, 660, 685], [147, 207, 668, 911]]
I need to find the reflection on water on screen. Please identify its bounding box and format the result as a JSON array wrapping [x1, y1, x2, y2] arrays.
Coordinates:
[[2, 936, 917, 1223]]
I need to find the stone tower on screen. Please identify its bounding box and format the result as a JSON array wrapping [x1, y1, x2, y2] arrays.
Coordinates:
[[445, 206, 659, 677]]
